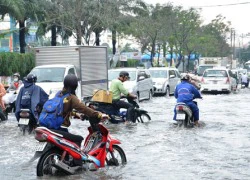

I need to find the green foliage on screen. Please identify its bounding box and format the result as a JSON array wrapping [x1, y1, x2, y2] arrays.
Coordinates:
[[127, 59, 140, 67], [115, 59, 139, 67], [0, 52, 35, 77]]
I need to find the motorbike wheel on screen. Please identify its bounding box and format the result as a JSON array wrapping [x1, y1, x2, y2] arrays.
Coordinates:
[[37, 148, 63, 177], [0, 111, 6, 121], [106, 145, 127, 166], [135, 113, 151, 123]]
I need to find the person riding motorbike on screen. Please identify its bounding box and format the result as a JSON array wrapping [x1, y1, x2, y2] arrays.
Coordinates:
[[241, 72, 249, 88], [39, 74, 109, 132], [15, 74, 49, 130], [173, 74, 202, 126], [4, 73, 23, 113], [109, 71, 137, 123], [7, 72, 23, 92]]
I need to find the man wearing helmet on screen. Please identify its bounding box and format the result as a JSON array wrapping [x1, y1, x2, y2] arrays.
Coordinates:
[[44, 74, 109, 131], [110, 71, 137, 123], [15, 74, 49, 130], [173, 74, 202, 126]]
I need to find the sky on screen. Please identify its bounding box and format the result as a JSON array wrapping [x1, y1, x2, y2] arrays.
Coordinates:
[[143, 0, 250, 44]]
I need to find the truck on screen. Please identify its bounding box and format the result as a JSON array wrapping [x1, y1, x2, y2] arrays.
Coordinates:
[[196, 57, 228, 76], [29, 46, 108, 100]]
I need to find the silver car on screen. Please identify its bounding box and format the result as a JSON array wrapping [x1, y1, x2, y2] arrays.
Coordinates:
[[201, 67, 237, 93], [149, 67, 181, 95], [108, 68, 154, 101]]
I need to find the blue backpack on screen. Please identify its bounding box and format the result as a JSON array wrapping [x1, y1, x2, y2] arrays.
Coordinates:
[[39, 91, 69, 129]]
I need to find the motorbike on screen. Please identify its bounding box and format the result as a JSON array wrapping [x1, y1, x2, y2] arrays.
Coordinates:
[[0, 106, 6, 121], [18, 109, 38, 135], [33, 120, 127, 177], [175, 102, 196, 128], [88, 96, 151, 124]]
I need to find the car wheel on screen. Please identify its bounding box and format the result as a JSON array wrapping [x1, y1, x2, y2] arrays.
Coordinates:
[[147, 90, 153, 100], [137, 92, 140, 102], [165, 86, 170, 97]]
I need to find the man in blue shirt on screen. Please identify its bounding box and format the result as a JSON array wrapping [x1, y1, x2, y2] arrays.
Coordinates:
[[173, 74, 202, 126]]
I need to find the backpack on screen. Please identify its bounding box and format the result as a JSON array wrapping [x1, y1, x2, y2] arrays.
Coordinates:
[[39, 91, 69, 129]]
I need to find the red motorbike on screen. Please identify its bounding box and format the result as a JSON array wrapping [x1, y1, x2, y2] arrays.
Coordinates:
[[33, 121, 127, 177]]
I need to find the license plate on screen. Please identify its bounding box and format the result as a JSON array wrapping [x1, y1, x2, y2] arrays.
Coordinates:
[[34, 141, 47, 152], [213, 81, 217, 84], [176, 114, 185, 120], [19, 118, 29, 125]]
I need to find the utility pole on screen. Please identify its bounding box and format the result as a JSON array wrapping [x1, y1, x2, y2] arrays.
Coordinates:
[[233, 30, 236, 60]]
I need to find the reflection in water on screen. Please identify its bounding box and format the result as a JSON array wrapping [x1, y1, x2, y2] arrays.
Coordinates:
[[0, 89, 250, 179]]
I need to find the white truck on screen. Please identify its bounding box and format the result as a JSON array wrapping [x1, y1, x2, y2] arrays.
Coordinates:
[[197, 57, 223, 76], [29, 46, 108, 100]]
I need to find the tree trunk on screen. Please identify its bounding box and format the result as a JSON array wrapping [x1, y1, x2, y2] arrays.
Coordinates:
[[19, 20, 26, 53], [170, 47, 173, 67], [112, 30, 116, 55], [95, 30, 100, 46], [187, 54, 190, 72], [51, 24, 57, 46], [76, 23, 82, 45], [163, 42, 166, 65]]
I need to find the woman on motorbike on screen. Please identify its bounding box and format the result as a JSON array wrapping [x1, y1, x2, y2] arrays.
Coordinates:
[[39, 74, 109, 132]]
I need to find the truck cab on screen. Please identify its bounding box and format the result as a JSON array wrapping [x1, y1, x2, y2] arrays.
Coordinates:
[[30, 64, 81, 99]]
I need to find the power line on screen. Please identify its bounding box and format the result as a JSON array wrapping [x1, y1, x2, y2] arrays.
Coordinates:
[[192, 1, 250, 8]]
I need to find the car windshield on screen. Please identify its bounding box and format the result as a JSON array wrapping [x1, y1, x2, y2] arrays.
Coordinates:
[[203, 70, 228, 77], [30, 67, 65, 82], [149, 70, 168, 78], [197, 66, 214, 76], [108, 70, 136, 81]]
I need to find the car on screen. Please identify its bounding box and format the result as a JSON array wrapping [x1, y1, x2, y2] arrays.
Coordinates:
[[108, 68, 154, 101], [148, 67, 181, 95], [201, 67, 237, 94]]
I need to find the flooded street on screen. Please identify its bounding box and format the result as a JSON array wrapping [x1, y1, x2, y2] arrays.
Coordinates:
[[1, 89, 250, 180]]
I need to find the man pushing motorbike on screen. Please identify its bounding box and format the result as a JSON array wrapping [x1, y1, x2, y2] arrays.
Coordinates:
[[109, 71, 137, 123], [173, 74, 202, 126]]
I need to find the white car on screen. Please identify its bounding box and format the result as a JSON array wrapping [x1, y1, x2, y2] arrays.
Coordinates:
[[201, 67, 237, 93], [148, 67, 181, 95], [108, 68, 154, 101]]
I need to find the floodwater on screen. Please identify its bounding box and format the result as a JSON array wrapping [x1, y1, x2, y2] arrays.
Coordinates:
[[1, 88, 250, 180]]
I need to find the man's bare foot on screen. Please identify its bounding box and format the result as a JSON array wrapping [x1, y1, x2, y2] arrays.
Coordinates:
[[194, 121, 200, 127]]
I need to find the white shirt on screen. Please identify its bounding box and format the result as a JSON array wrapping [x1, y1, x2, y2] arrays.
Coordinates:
[[241, 74, 248, 83]]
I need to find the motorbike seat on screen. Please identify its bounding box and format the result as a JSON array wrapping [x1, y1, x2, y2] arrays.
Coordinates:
[[51, 129, 84, 147]]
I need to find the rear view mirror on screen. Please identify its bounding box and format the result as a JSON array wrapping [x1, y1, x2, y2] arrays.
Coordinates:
[[170, 75, 175, 79]]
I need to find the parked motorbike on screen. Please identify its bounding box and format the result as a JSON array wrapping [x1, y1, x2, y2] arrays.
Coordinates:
[[18, 109, 37, 135], [33, 120, 127, 177], [175, 102, 195, 128], [88, 96, 151, 124]]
